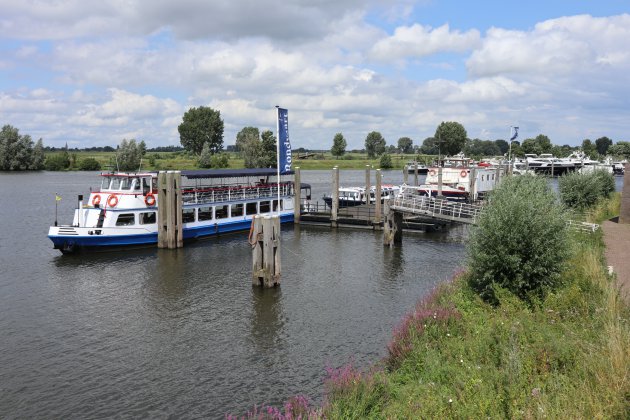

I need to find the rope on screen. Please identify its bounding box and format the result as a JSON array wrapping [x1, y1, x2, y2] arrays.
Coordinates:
[[247, 217, 258, 248]]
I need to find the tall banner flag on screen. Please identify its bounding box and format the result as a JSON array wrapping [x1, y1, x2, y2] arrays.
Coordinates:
[[277, 107, 292, 175], [510, 126, 519, 141]]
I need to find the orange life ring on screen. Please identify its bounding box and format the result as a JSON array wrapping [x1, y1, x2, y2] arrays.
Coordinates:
[[144, 193, 156, 206], [107, 194, 119, 207], [92, 194, 101, 206], [460, 170, 468, 178], [429, 169, 437, 177]]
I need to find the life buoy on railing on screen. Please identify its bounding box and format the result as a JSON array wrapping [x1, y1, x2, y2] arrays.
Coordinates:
[[92, 194, 101, 206], [107, 194, 119, 208], [460, 170, 468, 178], [144, 193, 156, 206], [429, 169, 437, 177]]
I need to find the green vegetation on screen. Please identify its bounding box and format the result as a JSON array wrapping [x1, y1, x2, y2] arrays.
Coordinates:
[[178, 106, 224, 155], [0, 125, 45, 170], [319, 192, 629, 418], [365, 131, 386, 158], [559, 170, 616, 210], [379, 153, 393, 169], [331, 132, 347, 157], [468, 176, 569, 303], [435, 121, 467, 156]]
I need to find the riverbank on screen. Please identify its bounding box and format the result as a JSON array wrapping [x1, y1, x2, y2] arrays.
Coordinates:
[[320, 195, 630, 418]]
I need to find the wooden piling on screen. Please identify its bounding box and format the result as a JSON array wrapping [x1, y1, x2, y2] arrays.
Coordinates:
[[365, 165, 371, 208], [157, 171, 168, 248], [402, 165, 409, 185], [383, 200, 403, 246], [293, 166, 301, 224], [252, 215, 281, 287], [620, 163, 630, 224], [413, 162, 419, 186], [157, 170, 183, 249], [331, 167, 339, 226], [437, 166, 443, 197], [375, 169, 382, 226], [469, 167, 477, 201]]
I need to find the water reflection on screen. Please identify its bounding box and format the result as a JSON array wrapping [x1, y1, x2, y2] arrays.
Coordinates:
[[250, 287, 285, 351]]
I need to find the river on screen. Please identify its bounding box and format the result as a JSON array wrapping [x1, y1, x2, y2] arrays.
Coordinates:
[[0, 170, 621, 417]]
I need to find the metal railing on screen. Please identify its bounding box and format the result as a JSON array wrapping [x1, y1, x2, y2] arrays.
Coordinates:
[[182, 184, 292, 205], [566, 220, 600, 233], [391, 196, 483, 225]]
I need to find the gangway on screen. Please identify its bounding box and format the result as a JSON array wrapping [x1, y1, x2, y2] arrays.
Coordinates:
[[390, 196, 483, 225]]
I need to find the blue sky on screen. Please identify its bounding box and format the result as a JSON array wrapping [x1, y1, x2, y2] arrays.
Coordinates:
[[1, 0, 629, 150]]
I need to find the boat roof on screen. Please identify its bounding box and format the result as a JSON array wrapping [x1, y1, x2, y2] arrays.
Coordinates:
[[180, 168, 294, 179]]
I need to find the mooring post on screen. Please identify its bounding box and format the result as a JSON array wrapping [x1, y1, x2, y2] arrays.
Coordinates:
[[252, 215, 281, 287], [157, 171, 168, 248], [620, 163, 630, 223], [294, 166, 301, 224], [469, 167, 477, 201], [383, 200, 403, 246], [414, 162, 419, 186], [331, 167, 339, 226], [375, 169, 382, 227], [402, 165, 409, 185], [495, 165, 501, 187], [551, 160, 555, 177], [365, 165, 371, 208], [437, 166, 443, 197], [174, 171, 183, 248]]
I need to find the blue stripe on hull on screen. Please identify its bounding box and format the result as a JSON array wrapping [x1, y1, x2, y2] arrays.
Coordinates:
[[49, 214, 295, 252]]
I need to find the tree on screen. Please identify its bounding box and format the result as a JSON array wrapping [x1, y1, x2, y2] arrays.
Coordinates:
[[78, 157, 101, 171], [198, 141, 213, 168], [397, 137, 413, 154], [0, 125, 45, 170], [242, 137, 263, 168], [521, 134, 553, 155], [420, 137, 438, 154], [494, 139, 509, 155], [434, 121, 467, 156], [260, 130, 276, 168], [116, 139, 143, 171], [464, 139, 500, 158], [379, 153, 393, 169], [595, 136, 613, 155], [581, 138, 597, 159], [365, 131, 386, 158], [178, 106, 224, 155], [331, 133, 347, 157], [236, 127, 260, 153], [608, 141, 630, 159]]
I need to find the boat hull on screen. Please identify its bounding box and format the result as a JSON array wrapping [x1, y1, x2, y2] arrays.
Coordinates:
[[48, 214, 295, 253]]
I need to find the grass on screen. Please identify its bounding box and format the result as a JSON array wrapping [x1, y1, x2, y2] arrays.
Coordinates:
[[48, 151, 428, 171], [319, 194, 629, 418]]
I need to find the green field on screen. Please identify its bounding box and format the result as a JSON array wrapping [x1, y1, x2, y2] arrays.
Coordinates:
[[47, 151, 435, 171]]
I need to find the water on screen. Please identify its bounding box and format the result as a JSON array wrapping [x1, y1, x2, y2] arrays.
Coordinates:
[[2, 170, 622, 417], [0, 170, 468, 418]]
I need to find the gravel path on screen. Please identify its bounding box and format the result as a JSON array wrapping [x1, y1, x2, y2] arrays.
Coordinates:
[[602, 218, 630, 302]]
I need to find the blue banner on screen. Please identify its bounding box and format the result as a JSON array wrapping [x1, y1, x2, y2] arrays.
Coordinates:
[[510, 126, 519, 141], [277, 107, 292, 174]]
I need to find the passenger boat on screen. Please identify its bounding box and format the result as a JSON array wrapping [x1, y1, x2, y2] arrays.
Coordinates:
[[406, 161, 429, 174], [48, 168, 310, 253], [406, 163, 500, 201], [323, 184, 401, 208]]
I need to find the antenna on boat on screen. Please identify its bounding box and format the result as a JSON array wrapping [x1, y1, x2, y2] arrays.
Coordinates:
[[137, 157, 143, 173]]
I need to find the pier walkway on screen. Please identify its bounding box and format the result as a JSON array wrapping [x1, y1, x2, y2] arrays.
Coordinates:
[[602, 218, 630, 303], [390, 196, 483, 225]]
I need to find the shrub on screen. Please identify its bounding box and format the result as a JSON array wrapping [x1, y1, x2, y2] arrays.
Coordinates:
[[78, 157, 101, 171], [558, 170, 615, 209], [44, 153, 70, 170], [379, 153, 393, 169], [467, 176, 569, 303]]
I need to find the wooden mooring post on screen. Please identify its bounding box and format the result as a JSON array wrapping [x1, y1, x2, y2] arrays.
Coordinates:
[[383, 200, 403, 246], [331, 167, 339, 227], [157, 170, 183, 249], [365, 165, 371, 209], [375, 169, 382, 226], [402, 165, 409, 184], [251, 215, 281, 287], [293, 166, 301, 224]]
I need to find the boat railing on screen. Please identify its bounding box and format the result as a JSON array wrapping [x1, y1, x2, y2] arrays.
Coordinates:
[[182, 183, 293, 205]]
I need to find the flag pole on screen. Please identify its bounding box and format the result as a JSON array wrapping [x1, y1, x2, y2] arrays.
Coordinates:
[[55, 192, 58, 226], [275, 106, 281, 216]]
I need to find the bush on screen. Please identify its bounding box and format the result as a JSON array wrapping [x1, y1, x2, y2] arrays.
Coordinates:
[[78, 157, 101, 171], [44, 153, 70, 171], [467, 176, 569, 303], [558, 170, 615, 210], [379, 153, 393, 169]]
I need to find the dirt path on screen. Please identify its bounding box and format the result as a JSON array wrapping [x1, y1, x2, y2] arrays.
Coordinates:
[[602, 219, 630, 302]]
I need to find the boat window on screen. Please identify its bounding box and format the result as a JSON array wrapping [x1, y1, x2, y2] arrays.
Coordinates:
[[215, 205, 229, 219], [182, 208, 195, 223], [115, 213, 135, 226], [132, 178, 141, 191], [110, 177, 122, 190], [120, 177, 131, 190], [231, 203, 244, 217], [259, 201, 271, 214], [246, 202, 257, 215], [198, 206, 213, 221], [139, 212, 156, 224], [272, 200, 283, 211], [142, 178, 150, 195], [101, 178, 111, 190], [151, 178, 157, 192]]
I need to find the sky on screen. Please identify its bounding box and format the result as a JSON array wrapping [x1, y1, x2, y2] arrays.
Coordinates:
[[1, 0, 629, 150]]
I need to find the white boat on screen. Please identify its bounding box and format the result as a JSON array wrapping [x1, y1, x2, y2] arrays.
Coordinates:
[[406, 164, 500, 201], [405, 161, 429, 174], [48, 168, 309, 253], [323, 184, 401, 208]]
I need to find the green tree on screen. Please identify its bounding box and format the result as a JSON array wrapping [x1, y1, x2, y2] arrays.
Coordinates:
[[608, 141, 630, 159], [495, 139, 509, 155], [116, 139, 143, 171], [434, 121, 467, 156], [178, 106, 224, 155], [464, 139, 500, 158], [595, 136, 613, 155], [581, 138, 597, 158], [260, 130, 276, 168], [379, 153, 393, 169], [521, 134, 553, 155], [32, 138, 45, 169], [365, 131, 386, 158], [242, 137, 263, 168], [331, 133, 347, 157], [467, 176, 569, 304], [78, 157, 101, 171], [420, 137, 438, 154], [198, 141, 213, 168], [0, 125, 45, 170], [235, 126, 260, 153], [397, 137, 413, 154], [209, 153, 229, 168]]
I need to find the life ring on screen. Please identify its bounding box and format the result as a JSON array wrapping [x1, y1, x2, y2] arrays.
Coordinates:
[[144, 193, 156, 206], [460, 170, 468, 178], [107, 194, 119, 208], [429, 169, 437, 177], [92, 194, 101, 206]]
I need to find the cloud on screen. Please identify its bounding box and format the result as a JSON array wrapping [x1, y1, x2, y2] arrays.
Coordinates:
[[370, 23, 481, 61]]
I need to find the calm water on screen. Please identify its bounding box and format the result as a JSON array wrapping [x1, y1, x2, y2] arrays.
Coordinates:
[[0, 170, 467, 418]]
